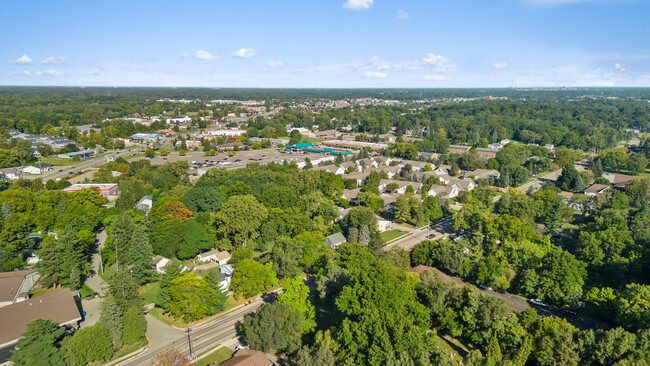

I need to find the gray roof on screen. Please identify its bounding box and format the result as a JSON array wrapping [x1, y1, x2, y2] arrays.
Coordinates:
[[325, 232, 347, 249]]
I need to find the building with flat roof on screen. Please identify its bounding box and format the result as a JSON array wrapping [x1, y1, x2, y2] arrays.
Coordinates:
[[131, 133, 162, 141], [63, 183, 119, 196], [0, 288, 82, 348], [57, 149, 96, 160]]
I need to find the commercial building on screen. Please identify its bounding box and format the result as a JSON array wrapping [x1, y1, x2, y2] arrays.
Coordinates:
[[63, 183, 119, 196]]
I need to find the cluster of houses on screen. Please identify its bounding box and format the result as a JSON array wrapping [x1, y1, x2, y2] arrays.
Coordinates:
[[152, 249, 234, 291], [7, 130, 76, 151]]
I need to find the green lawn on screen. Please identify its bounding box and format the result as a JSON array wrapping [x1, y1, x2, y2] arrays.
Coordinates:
[[194, 347, 234, 366], [40, 157, 80, 166], [80, 284, 96, 298], [379, 229, 407, 242], [433, 334, 467, 366], [602, 168, 650, 178], [139, 282, 160, 305]]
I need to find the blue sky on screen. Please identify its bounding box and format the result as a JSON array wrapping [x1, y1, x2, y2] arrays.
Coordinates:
[[2, 0, 650, 88]]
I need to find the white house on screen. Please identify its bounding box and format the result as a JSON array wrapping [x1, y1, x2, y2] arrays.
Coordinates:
[[377, 218, 392, 233], [166, 116, 192, 124], [428, 184, 460, 199], [217, 264, 235, 291], [196, 249, 231, 265], [152, 256, 171, 274], [356, 158, 378, 169], [373, 156, 392, 166], [315, 165, 346, 175], [344, 171, 370, 187], [22, 162, 53, 175], [448, 178, 477, 192], [0, 168, 21, 181], [378, 179, 423, 194], [135, 195, 153, 214]]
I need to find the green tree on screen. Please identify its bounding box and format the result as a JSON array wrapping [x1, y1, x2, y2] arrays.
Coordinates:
[[537, 248, 586, 306], [100, 293, 124, 349], [533, 317, 580, 366], [230, 260, 278, 299], [61, 323, 114, 366], [144, 148, 155, 158], [393, 194, 412, 223], [628, 153, 648, 175], [155, 263, 184, 311], [278, 276, 316, 333], [169, 273, 217, 322], [127, 224, 154, 285], [11, 319, 65, 366], [209, 195, 268, 247], [121, 306, 147, 344], [241, 302, 303, 353]]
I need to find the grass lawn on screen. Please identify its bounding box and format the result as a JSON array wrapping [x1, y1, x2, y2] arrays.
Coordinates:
[[109, 337, 148, 361], [379, 229, 407, 242], [40, 157, 80, 166], [433, 334, 468, 366], [194, 347, 234, 366], [80, 284, 95, 298], [139, 282, 160, 305], [31, 287, 56, 298], [148, 307, 177, 326], [303, 138, 324, 144]]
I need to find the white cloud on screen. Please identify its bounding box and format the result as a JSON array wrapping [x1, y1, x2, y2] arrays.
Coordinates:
[[363, 53, 455, 73], [424, 74, 445, 81], [22, 70, 31, 76], [396, 10, 410, 19], [268, 61, 284, 68], [343, 0, 373, 11], [9, 54, 33, 65], [232, 48, 258, 58], [40, 56, 65, 65], [195, 50, 220, 61], [35, 69, 63, 77], [493, 62, 508, 70], [181, 52, 190, 59], [363, 71, 387, 78], [615, 63, 629, 72]]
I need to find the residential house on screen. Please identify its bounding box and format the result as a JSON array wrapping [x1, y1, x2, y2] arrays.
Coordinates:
[[463, 169, 500, 182], [411, 171, 438, 183], [427, 184, 460, 199], [381, 193, 400, 212], [613, 174, 637, 189], [356, 158, 378, 169], [22, 162, 53, 175], [135, 195, 153, 214], [373, 165, 401, 179], [475, 147, 500, 158], [218, 142, 245, 151], [377, 218, 392, 233], [373, 156, 393, 166], [378, 179, 423, 194], [152, 256, 171, 274], [218, 348, 274, 366], [340, 161, 360, 173], [315, 165, 345, 175], [341, 188, 362, 201], [324, 232, 347, 250], [0, 270, 41, 308], [0, 288, 82, 348], [584, 184, 610, 196], [434, 165, 450, 176], [0, 168, 21, 181], [344, 171, 370, 187], [417, 152, 439, 161], [196, 250, 231, 265], [217, 265, 235, 291], [448, 178, 477, 192]]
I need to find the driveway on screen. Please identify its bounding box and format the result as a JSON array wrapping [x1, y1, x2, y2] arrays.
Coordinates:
[[85, 228, 108, 295]]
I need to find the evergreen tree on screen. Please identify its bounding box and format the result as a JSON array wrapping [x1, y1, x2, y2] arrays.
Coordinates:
[[155, 263, 184, 311], [40, 227, 88, 289], [100, 294, 123, 349], [358, 225, 370, 246], [304, 158, 313, 170], [121, 306, 147, 344], [128, 225, 154, 285], [394, 195, 411, 223], [109, 213, 135, 270], [348, 227, 359, 243], [11, 319, 65, 366], [1, 201, 13, 220], [335, 154, 344, 164]]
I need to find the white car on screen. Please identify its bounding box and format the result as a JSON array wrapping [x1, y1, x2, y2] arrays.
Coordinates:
[[529, 299, 548, 307]]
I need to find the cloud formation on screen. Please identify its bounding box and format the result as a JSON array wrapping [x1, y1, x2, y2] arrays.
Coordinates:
[[195, 50, 220, 60], [232, 48, 258, 58], [396, 10, 410, 19], [40, 56, 65, 65], [493, 62, 508, 70], [363, 71, 387, 78], [268, 61, 284, 68], [22, 70, 31, 76], [35, 69, 63, 76], [615, 63, 629, 71], [9, 54, 32, 65], [343, 0, 373, 11]]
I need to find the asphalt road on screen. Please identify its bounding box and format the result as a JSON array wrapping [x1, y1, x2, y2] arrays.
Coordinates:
[[384, 217, 454, 252], [117, 300, 264, 366]]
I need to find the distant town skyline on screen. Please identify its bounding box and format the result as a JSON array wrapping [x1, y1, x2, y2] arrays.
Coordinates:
[[2, 0, 650, 88]]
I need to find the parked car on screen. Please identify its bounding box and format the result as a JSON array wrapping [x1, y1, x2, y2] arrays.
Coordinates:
[[529, 298, 548, 307], [235, 159, 241, 162], [561, 309, 578, 317], [479, 284, 493, 291]]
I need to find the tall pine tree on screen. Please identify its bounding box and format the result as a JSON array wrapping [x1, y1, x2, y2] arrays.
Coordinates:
[[128, 225, 153, 285]]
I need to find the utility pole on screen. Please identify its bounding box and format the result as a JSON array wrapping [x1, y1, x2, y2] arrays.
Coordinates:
[[186, 327, 194, 359]]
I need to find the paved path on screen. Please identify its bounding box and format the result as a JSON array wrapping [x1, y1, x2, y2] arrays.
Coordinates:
[[384, 218, 454, 252], [517, 170, 562, 193], [85, 228, 108, 295]]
